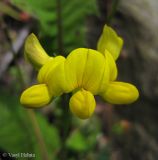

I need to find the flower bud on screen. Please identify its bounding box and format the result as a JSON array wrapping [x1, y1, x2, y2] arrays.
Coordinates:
[[101, 81, 139, 104], [69, 89, 96, 119], [24, 33, 52, 69], [20, 84, 52, 108]]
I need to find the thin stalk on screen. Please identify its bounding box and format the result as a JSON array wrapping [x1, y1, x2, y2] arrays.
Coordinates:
[[56, 0, 64, 54], [58, 94, 71, 159], [61, 94, 71, 141], [27, 109, 50, 160], [2, 19, 49, 160], [107, 0, 120, 24]]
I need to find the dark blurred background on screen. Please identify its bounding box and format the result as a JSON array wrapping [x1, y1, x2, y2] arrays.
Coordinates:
[[0, 0, 158, 160]]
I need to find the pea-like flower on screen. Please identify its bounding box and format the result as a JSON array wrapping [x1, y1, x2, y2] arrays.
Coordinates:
[[20, 25, 139, 119]]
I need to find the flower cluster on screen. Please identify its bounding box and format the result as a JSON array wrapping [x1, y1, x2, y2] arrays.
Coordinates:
[[20, 25, 139, 119]]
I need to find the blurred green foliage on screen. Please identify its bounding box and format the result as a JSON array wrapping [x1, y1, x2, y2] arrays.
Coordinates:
[[0, 90, 61, 160], [66, 130, 89, 151], [66, 117, 101, 152], [0, 1, 20, 20], [111, 122, 124, 135], [11, 0, 98, 54]]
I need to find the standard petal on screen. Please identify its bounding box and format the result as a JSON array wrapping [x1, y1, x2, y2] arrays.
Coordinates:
[[97, 25, 123, 60], [24, 33, 52, 69], [69, 89, 96, 119], [101, 81, 139, 104], [20, 84, 52, 108], [81, 49, 107, 94], [65, 48, 88, 89], [65, 48, 109, 95]]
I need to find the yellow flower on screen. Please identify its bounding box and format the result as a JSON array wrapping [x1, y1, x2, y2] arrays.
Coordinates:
[[20, 25, 139, 119]]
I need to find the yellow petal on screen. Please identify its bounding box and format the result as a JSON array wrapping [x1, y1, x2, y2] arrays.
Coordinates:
[[69, 89, 96, 119], [65, 48, 87, 89], [104, 49, 118, 81], [37, 56, 71, 96], [97, 25, 123, 60], [82, 49, 108, 94], [97, 56, 110, 93], [46, 57, 72, 95], [65, 48, 108, 95], [101, 81, 139, 104], [37, 58, 56, 83], [20, 84, 52, 108], [37, 56, 64, 83], [24, 33, 52, 69]]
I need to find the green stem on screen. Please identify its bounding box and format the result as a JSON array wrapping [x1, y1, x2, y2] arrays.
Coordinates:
[[107, 0, 120, 24], [27, 109, 50, 160], [56, 0, 64, 54], [58, 94, 71, 159], [61, 94, 71, 141]]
